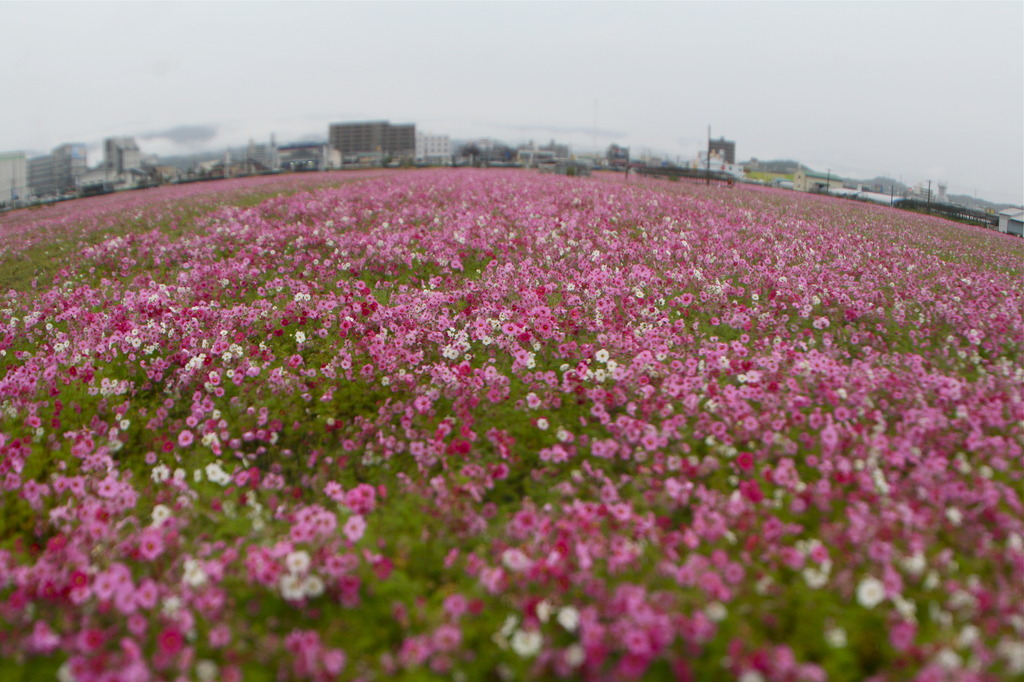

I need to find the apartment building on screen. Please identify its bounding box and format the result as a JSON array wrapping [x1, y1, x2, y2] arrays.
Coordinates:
[[28, 143, 87, 197], [329, 121, 415, 161]]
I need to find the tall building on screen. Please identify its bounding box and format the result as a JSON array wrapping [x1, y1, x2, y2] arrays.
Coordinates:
[[0, 151, 28, 207], [329, 121, 416, 160], [708, 137, 736, 165], [29, 143, 87, 197], [104, 137, 141, 174], [28, 155, 55, 197]]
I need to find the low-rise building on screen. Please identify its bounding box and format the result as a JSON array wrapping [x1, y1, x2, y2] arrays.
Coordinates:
[[76, 167, 117, 195], [278, 143, 339, 172], [607, 144, 630, 170], [457, 139, 516, 166], [689, 150, 746, 180], [538, 159, 593, 177], [518, 140, 570, 168], [997, 208, 1024, 237], [793, 168, 843, 193]]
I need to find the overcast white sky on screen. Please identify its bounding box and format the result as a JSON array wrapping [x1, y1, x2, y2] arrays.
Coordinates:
[[1, 1, 1021, 203]]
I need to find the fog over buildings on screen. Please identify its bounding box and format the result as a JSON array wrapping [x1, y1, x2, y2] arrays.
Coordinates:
[[1, 2, 1021, 204]]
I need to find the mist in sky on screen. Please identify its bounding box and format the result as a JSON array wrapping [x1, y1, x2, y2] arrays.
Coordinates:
[[2, 1, 1021, 203]]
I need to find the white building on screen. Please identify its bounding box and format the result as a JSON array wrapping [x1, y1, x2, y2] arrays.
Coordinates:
[[247, 135, 279, 171], [690, 150, 747, 180], [0, 151, 28, 208], [997, 208, 1024, 237], [278, 143, 339, 172], [415, 133, 451, 165]]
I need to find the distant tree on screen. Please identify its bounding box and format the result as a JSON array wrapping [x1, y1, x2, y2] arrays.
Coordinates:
[[460, 144, 481, 167]]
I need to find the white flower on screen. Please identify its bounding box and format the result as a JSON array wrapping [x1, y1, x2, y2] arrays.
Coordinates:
[[957, 625, 979, 648], [205, 462, 230, 486], [302, 574, 325, 598], [825, 627, 847, 648], [279, 573, 305, 601], [901, 552, 927, 576], [510, 629, 542, 658], [803, 567, 829, 589], [501, 548, 532, 572], [183, 558, 208, 588], [565, 643, 585, 668], [595, 349, 609, 364], [536, 418, 549, 431], [536, 600, 552, 623], [998, 638, 1024, 674], [57, 662, 74, 682], [151, 464, 171, 483], [946, 507, 963, 526], [705, 602, 728, 622], [195, 660, 219, 682], [499, 614, 519, 638], [556, 605, 580, 632], [151, 504, 172, 527], [162, 595, 182, 615], [934, 648, 962, 670], [285, 550, 311, 575], [856, 576, 886, 609], [893, 595, 917, 622]]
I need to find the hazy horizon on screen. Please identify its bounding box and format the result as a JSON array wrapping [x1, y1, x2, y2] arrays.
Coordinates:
[[2, 1, 1021, 204]]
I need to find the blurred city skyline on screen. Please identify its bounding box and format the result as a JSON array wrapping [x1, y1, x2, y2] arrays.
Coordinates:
[[1, 2, 1021, 203]]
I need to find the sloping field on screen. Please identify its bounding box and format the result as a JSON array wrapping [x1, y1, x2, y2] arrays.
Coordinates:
[[0, 169, 1021, 681]]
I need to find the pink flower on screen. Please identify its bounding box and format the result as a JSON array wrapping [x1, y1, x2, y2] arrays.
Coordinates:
[[137, 527, 165, 561], [344, 484, 377, 514], [178, 429, 194, 447], [433, 624, 462, 652], [343, 515, 366, 543], [323, 648, 346, 675], [820, 423, 839, 453]]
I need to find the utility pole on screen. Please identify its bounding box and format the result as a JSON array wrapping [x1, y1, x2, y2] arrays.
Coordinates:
[[826, 169, 831, 196], [927, 179, 932, 208], [704, 124, 712, 186]]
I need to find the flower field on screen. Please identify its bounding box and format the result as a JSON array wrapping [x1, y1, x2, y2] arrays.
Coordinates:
[[0, 169, 1021, 681]]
